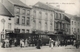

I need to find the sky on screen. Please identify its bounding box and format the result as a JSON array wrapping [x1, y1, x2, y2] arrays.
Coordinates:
[[25, 0, 80, 16]]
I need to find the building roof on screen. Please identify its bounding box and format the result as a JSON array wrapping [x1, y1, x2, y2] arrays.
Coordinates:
[[64, 13, 80, 21], [33, 2, 64, 12], [8, 0, 31, 8], [71, 16, 80, 21], [46, 4, 64, 12], [33, 2, 54, 11], [0, 3, 13, 17]]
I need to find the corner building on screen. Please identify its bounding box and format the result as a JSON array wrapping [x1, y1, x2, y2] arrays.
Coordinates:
[[2, 0, 32, 33]]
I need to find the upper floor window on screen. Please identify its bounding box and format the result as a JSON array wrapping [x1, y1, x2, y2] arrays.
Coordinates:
[[33, 19, 36, 29], [26, 29, 29, 33], [78, 28, 79, 32], [72, 27, 73, 32], [26, 17, 30, 26], [33, 10, 36, 19], [14, 29, 20, 33], [27, 10, 30, 15], [22, 29, 25, 33], [50, 22, 53, 30], [60, 14, 61, 19], [39, 11, 42, 20], [50, 13, 53, 21], [75, 22, 76, 25], [22, 9, 26, 15], [78, 22, 79, 26], [16, 8, 20, 14], [39, 21, 41, 29], [8, 23, 11, 29], [56, 13, 58, 19], [45, 13, 48, 20], [45, 21, 48, 31], [22, 16, 25, 25], [72, 21, 73, 25], [16, 15, 20, 24]]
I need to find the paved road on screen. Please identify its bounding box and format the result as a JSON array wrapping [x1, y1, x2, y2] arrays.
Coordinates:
[[0, 45, 80, 52]]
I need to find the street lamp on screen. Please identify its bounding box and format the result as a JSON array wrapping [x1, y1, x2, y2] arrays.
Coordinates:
[[1, 18, 5, 39]]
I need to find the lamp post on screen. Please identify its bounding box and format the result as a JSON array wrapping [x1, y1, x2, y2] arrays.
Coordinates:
[[1, 18, 5, 39]]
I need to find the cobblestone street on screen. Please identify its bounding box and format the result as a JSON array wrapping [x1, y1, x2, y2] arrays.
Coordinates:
[[0, 45, 80, 52]]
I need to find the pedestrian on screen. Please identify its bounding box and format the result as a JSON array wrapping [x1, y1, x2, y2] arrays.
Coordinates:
[[9, 38, 12, 47], [49, 38, 51, 47], [51, 39, 54, 49], [20, 39, 24, 48], [25, 39, 28, 47], [1, 39, 5, 48], [14, 39, 17, 47], [4, 38, 9, 48], [36, 39, 41, 49]]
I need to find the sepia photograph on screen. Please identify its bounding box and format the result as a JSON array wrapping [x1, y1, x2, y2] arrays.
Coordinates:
[[0, 0, 80, 52]]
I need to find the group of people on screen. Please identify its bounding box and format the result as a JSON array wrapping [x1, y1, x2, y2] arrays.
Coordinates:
[[1, 38, 30, 48], [1, 37, 42, 49], [49, 38, 60, 49], [1, 37, 80, 49]]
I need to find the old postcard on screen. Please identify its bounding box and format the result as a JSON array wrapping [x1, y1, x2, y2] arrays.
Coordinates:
[[0, 0, 80, 52]]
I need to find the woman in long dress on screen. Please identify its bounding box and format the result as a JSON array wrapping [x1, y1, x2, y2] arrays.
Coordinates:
[[51, 40, 54, 49], [25, 39, 28, 47]]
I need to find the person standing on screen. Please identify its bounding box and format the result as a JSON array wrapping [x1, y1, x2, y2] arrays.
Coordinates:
[[20, 39, 24, 48], [9, 38, 12, 47], [51, 39, 54, 49], [4, 38, 9, 48], [36, 39, 41, 49], [25, 39, 28, 47], [49, 38, 51, 47]]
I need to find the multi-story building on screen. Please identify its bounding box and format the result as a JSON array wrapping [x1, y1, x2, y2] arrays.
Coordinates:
[[31, 2, 54, 35], [0, 3, 14, 41], [2, 0, 31, 33], [70, 16, 80, 40]]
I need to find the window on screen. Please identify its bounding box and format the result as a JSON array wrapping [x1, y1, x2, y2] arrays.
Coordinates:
[[39, 21, 41, 30], [33, 10, 36, 19], [22, 9, 25, 15], [22, 16, 25, 25], [45, 13, 48, 20], [22, 29, 25, 33], [8, 23, 11, 29], [74, 28, 76, 32], [45, 21, 48, 31], [60, 14, 61, 19], [26, 17, 30, 26], [14, 29, 20, 33], [78, 22, 79, 26], [16, 15, 20, 24], [16, 8, 20, 14], [50, 22, 53, 30], [50, 14, 53, 21], [33, 20, 36, 30], [56, 13, 58, 19], [27, 10, 30, 15], [72, 21, 73, 25], [78, 28, 79, 32], [39, 11, 42, 20], [26, 29, 29, 33], [72, 27, 73, 32], [75, 22, 76, 25]]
